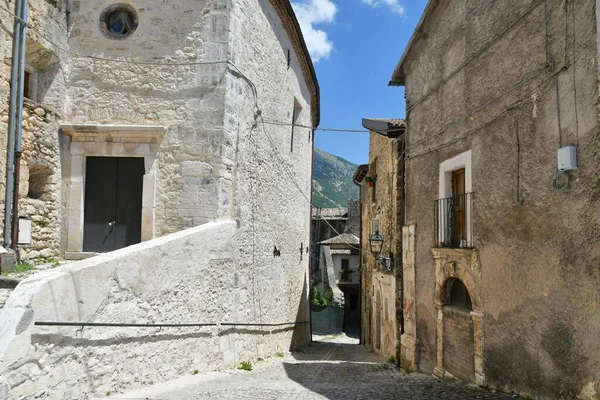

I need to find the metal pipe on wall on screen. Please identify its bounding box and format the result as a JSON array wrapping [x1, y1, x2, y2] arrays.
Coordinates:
[[3, 0, 24, 249], [11, 0, 29, 250]]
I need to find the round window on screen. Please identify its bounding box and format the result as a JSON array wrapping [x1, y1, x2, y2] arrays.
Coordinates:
[[100, 4, 138, 39]]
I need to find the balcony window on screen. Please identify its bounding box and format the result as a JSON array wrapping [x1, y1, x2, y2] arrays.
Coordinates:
[[436, 151, 473, 248], [434, 192, 474, 248]]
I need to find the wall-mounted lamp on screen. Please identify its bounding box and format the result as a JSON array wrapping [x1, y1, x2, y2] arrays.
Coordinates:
[[369, 231, 383, 256], [368, 231, 393, 272]]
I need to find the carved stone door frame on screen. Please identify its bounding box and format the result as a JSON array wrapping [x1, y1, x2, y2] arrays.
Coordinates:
[[432, 248, 485, 385], [61, 124, 166, 259]]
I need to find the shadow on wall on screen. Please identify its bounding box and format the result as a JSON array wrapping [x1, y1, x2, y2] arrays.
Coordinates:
[[290, 275, 311, 351]]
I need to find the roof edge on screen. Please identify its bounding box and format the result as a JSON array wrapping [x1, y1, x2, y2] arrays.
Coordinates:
[[353, 164, 369, 183], [361, 118, 406, 138], [275, 0, 321, 126], [390, 0, 439, 86]]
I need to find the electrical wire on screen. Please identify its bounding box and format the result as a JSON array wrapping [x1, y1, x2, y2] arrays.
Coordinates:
[[405, 0, 545, 113], [405, 66, 563, 161]]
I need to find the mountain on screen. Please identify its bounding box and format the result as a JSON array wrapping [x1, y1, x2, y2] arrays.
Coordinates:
[[312, 148, 359, 208]]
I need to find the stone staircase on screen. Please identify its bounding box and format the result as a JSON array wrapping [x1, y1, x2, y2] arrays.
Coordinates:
[[0, 278, 20, 308], [0, 260, 69, 308]]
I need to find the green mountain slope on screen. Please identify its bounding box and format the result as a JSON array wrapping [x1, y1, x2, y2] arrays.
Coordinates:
[[312, 148, 359, 208]]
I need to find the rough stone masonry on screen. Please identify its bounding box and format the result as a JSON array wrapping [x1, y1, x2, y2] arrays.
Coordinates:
[[0, 0, 319, 398]]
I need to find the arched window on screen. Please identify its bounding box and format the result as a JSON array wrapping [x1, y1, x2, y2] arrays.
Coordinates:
[[446, 278, 472, 310]]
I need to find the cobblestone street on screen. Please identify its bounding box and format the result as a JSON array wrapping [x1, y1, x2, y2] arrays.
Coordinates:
[[103, 337, 519, 400]]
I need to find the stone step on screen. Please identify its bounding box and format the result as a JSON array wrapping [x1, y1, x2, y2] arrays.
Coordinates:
[[0, 288, 13, 309], [0, 278, 20, 309]]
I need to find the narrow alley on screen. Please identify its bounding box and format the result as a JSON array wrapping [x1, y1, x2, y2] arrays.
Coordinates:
[[101, 337, 519, 400]]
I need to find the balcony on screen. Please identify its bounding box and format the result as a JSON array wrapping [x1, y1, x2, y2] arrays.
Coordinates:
[[434, 193, 474, 249]]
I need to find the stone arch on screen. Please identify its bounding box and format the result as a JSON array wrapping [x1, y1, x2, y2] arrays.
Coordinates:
[[434, 260, 482, 313], [432, 248, 485, 385], [444, 278, 472, 310]]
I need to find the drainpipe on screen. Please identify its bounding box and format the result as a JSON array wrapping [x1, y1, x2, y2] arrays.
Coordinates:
[[3, 0, 23, 249], [66, 0, 73, 28], [11, 0, 28, 251], [308, 129, 316, 342]]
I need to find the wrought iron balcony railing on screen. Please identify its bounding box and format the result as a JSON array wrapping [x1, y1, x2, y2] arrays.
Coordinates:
[[434, 192, 474, 249]]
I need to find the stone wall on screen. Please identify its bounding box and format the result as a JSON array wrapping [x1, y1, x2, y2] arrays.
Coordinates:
[[399, 0, 600, 397], [0, 0, 315, 397], [359, 131, 402, 360], [0, 221, 309, 399], [0, 0, 68, 259]]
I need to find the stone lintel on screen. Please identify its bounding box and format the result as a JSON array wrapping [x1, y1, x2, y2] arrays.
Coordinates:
[[431, 247, 477, 260], [61, 124, 167, 143]]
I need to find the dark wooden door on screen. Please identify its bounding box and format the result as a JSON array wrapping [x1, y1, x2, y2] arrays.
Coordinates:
[[83, 157, 144, 252], [452, 169, 466, 243]]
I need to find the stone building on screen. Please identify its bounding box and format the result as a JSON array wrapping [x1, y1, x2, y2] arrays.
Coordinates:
[[355, 118, 405, 359], [0, 0, 318, 261], [390, 1, 600, 398], [0, 0, 69, 260], [310, 203, 360, 334], [317, 232, 360, 334], [0, 0, 319, 398]]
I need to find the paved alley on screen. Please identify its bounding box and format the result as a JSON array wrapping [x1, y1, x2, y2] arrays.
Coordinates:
[[102, 338, 519, 400]]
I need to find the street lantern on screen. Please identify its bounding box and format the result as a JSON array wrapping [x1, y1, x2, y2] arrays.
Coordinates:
[[369, 230, 383, 256]]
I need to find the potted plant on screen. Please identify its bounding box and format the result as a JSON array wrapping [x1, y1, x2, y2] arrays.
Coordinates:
[[365, 176, 375, 187]]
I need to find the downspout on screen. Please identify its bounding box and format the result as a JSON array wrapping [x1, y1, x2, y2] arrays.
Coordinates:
[[11, 0, 28, 251], [66, 0, 73, 29], [397, 137, 406, 344], [3, 0, 23, 249], [352, 176, 362, 344], [307, 129, 316, 342]]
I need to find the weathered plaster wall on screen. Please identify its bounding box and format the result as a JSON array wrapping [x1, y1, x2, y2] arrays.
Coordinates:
[[0, 221, 310, 399], [0, 0, 69, 258], [359, 131, 402, 359], [402, 0, 600, 398]]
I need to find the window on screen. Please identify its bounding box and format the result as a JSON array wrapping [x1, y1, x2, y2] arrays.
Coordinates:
[[291, 99, 302, 152], [100, 4, 139, 39], [23, 70, 31, 99], [435, 151, 474, 248], [11, 68, 36, 101], [369, 158, 377, 203], [371, 179, 377, 202]]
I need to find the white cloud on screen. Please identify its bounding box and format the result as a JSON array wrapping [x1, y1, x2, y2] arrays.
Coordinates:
[[291, 0, 338, 62], [362, 0, 405, 16]]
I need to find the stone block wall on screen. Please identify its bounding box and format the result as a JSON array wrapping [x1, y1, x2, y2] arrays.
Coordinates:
[[0, 221, 309, 399], [359, 131, 402, 360], [0, 0, 68, 258]]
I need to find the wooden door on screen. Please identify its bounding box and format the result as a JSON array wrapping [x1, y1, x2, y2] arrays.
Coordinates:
[[83, 157, 144, 252], [452, 169, 466, 244]]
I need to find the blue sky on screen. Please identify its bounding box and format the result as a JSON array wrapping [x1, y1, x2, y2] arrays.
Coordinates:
[[292, 0, 428, 165]]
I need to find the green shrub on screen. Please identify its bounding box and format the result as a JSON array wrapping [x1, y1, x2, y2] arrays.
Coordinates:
[[15, 261, 35, 273], [238, 361, 252, 371]]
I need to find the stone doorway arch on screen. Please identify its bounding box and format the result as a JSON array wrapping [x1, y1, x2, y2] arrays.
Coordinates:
[[432, 248, 484, 385]]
